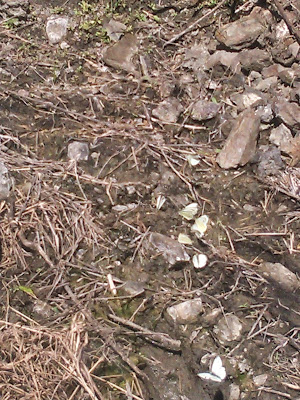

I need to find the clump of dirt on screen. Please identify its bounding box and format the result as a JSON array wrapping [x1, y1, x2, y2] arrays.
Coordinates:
[[0, 1, 299, 399]]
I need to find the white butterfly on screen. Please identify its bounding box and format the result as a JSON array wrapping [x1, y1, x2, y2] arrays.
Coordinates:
[[197, 356, 226, 383]]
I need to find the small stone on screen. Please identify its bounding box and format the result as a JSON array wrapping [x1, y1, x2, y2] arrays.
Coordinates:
[[67, 141, 89, 161], [259, 262, 300, 292], [239, 49, 271, 72], [253, 374, 268, 387], [149, 232, 190, 266], [215, 7, 272, 49], [256, 145, 284, 177], [103, 33, 139, 74], [166, 299, 203, 324], [191, 100, 221, 121], [230, 89, 265, 111], [122, 281, 144, 296], [216, 109, 260, 169], [103, 19, 126, 42], [46, 16, 69, 44], [214, 314, 243, 344], [269, 124, 293, 150], [274, 100, 300, 128], [0, 161, 12, 200], [152, 98, 183, 123], [228, 384, 240, 400]]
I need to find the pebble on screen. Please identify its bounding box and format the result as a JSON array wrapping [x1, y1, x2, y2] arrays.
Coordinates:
[[166, 299, 203, 324], [46, 16, 69, 44], [67, 141, 89, 161]]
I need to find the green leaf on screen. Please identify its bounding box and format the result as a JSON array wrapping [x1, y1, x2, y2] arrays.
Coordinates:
[[16, 285, 37, 298]]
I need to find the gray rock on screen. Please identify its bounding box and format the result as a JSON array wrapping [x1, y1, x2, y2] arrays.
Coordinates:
[[191, 100, 221, 121], [166, 299, 203, 324], [103, 33, 139, 74], [0, 161, 12, 200], [278, 65, 300, 86], [257, 104, 273, 123], [269, 124, 293, 151], [259, 262, 300, 292], [215, 7, 272, 49], [149, 232, 190, 266], [46, 16, 69, 44], [262, 64, 285, 78], [152, 98, 183, 123], [205, 50, 241, 74], [216, 109, 260, 169], [184, 43, 210, 71], [274, 100, 300, 128], [214, 314, 242, 344], [230, 89, 265, 111], [239, 49, 271, 72], [67, 141, 89, 161], [255, 145, 284, 177]]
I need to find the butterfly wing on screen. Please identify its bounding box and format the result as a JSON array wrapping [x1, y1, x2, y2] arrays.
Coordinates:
[[197, 372, 223, 383], [211, 356, 226, 381]]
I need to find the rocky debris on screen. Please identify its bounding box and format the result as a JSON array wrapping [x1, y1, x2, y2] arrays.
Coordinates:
[[273, 100, 300, 129], [215, 7, 273, 50], [255, 145, 284, 177], [67, 141, 89, 161], [0, 0, 29, 19], [103, 33, 139, 74], [191, 100, 221, 121], [257, 104, 274, 123], [278, 64, 300, 86], [213, 314, 243, 344], [216, 109, 260, 169], [230, 89, 265, 111], [0, 161, 12, 200], [148, 232, 190, 266], [239, 48, 272, 72], [184, 43, 210, 71], [262, 64, 285, 78], [103, 19, 126, 42], [259, 262, 300, 292], [152, 98, 183, 123], [205, 50, 240, 74], [46, 16, 69, 44], [166, 299, 203, 324]]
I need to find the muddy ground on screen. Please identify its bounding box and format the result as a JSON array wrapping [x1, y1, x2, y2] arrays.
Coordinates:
[[0, 0, 299, 399]]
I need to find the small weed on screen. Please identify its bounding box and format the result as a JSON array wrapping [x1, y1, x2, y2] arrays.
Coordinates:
[[3, 17, 20, 29], [50, 6, 65, 14]]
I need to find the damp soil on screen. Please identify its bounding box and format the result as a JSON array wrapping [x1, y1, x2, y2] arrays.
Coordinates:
[[0, 1, 299, 400]]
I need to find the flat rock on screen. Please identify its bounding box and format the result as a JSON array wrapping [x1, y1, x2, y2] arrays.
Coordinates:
[[216, 109, 260, 169], [239, 49, 271, 72], [166, 299, 203, 324], [103, 19, 126, 42], [215, 7, 272, 49], [205, 50, 240, 74], [103, 33, 138, 74], [149, 232, 190, 266], [273, 100, 300, 129], [46, 16, 69, 44], [191, 100, 221, 121], [269, 124, 293, 151], [230, 89, 265, 111], [214, 314, 242, 344], [259, 262, 300, 292], [152, 98, 183, 123]]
